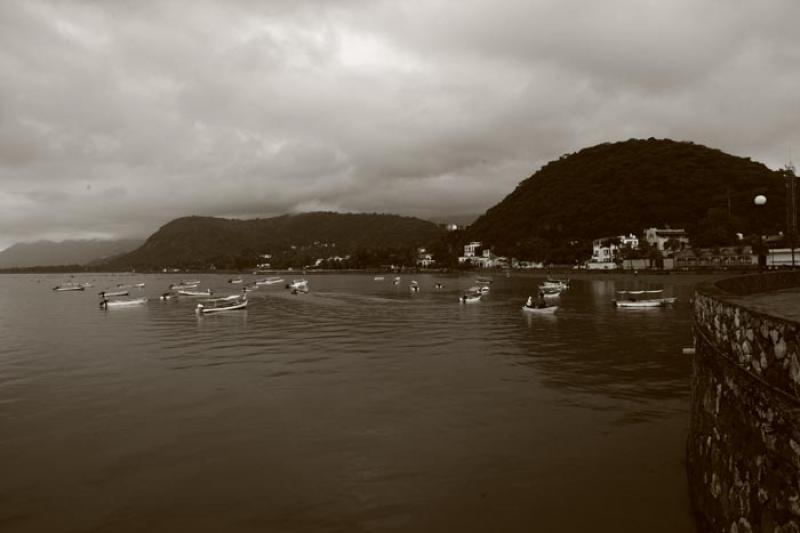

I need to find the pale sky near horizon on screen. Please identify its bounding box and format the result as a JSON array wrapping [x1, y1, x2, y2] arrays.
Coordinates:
[[1, 0, 799, 249]]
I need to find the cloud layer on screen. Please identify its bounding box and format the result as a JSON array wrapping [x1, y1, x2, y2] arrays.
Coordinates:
[[1, 0, 799, 247]]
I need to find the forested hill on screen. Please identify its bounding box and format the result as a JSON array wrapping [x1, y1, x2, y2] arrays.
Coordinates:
[[468, 138, 788, 260], [106, 212, 444, 270], [0, 238, 143, 268]]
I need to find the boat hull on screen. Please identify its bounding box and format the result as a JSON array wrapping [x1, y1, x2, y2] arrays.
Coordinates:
[[522, 305, 557, 314], [100, 297, 148, 308], [196, 300, 248, 314]]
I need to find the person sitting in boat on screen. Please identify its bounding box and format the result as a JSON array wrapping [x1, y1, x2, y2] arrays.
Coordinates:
[[534, 291, 546, 308], [526, 295, 533, 308]]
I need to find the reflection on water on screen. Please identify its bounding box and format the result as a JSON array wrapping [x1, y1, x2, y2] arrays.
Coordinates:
[[0, 273, 698, 532]]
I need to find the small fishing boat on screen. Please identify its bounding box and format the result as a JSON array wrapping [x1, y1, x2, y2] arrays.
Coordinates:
[[117, 282, 146, 289], [196, 295, 247, 314], [434, 282, 444, 289], [159, 292, 178, 301], [410, 281, 420, 293], [475, 277, 493, 285], [459, 291, 482, 304], [286, 279, 309, 290], [98, 289, 129, 298], [176, 289, 213, 297], [374, 276, 385, 281], [100, 297, 148, 308], [613, 290, 677, 308], [228, 278, 243, 284], [255, 277, 284, 286], [53, 283, 85, 292], [522, 303, 558, 314], [80, 282, 94, 288], [169, 282, 199, 290]]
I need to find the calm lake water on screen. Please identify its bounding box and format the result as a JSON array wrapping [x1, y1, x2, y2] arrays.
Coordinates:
[[0, 272, 702, 532]]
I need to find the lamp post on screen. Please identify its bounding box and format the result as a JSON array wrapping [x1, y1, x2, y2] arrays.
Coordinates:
[[755, 194, 767, 271]]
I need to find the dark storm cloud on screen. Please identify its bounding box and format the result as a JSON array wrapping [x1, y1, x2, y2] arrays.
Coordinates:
[[1, 0, 799, 247]]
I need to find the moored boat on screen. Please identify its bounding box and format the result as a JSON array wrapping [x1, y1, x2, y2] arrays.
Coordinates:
[[612, 290, 677, 308], [410, 281, 420, 292], [176, 289, 213, 297], [228, 278, 243, 284], [374, 276, 384, 281], [100, 297, 148, 308], [53, 283, 85, 292], [522, 303, 558, 314], [117, 282, 146, 289], [255, 277, 284, 286], [459, 291, 482, 304], [98, 289, 129, 298], [286, 279, 308, 290], [169, 282, 199, 290], [196, 295, 247, 314]]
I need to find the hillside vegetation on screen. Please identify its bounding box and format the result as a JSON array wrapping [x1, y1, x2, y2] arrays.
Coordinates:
[[468, 138, 788, 263], [0, 238, 143, 269], [107, 212, 443, 270]]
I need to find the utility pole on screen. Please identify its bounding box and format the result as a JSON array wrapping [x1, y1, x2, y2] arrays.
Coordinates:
[[787, 163, 797, 269]]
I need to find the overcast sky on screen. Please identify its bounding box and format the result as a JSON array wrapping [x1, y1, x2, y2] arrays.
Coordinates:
[[1, 0, 799, 248]]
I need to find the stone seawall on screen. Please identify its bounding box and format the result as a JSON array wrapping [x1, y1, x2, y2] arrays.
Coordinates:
[[689, 272, 800, 532]]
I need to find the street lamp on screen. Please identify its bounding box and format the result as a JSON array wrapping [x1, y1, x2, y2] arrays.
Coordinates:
[[754, 195, 767, 271]]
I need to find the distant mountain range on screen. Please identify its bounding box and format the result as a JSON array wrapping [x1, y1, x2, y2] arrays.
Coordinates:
[[468, 138, 788, 262], [106, 212, 444, 270], [0, 238, 144, 269]]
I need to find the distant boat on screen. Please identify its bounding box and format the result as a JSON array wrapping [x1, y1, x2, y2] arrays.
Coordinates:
[[79, 282, 93, 288], [98, 289, 129, 297], [435, 282, 444, 289], [117, 282, 146, 289], [176, 289, 213, 297], [100, 297, 148, 309], [613, 290, 677, 308], [475, 277, 493, 285], [196, 295, 247, 314], [459, 291, 482, 304], [169, 282, 199, 290], [410, 281, 420, 292], [53, 283, 84, 292], [159, 292, 178, 301], [374, 276, 385, 281], [228, 278, 243, 284], [255, 277, 284, 286], [522, 304, 557, 314], [286, 279, 308, 291]]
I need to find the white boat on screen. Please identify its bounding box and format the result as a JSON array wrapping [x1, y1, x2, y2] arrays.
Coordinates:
[[540, 281, 568, 292], [53, 283, 85, 292], [410, 281, 420, 292], [467, 285, 489, 295], [100, 297, 148, 308], [255, 277, 284, 286], [287, 279, 308, 290], [80, 282, 93, 288], [159, 292, 178, 301], [117, 282, 146, 289], [522, 304, 558, 314], [228, 278, 243, 284], [434, 282, 444, 289], [613, 290, 677, 308], [242, 285, 258, 292], [169, 282, 199, 290], [475, 277, 493, 285], [98, 289, 129, 297], [459, 292, 482, 304], [196, 295, 247, 314], [374, 276, 385, 281], [176, 289, 213, 297]]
